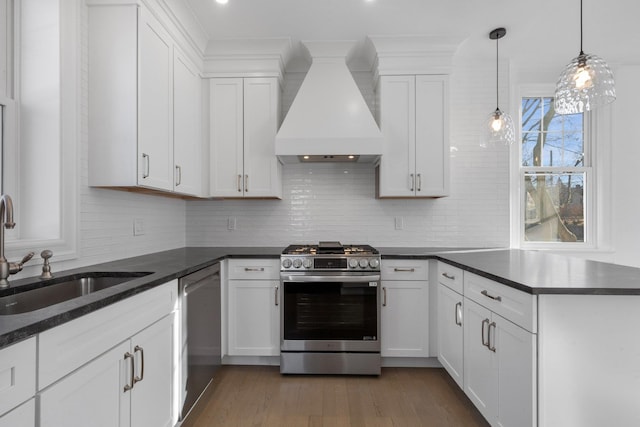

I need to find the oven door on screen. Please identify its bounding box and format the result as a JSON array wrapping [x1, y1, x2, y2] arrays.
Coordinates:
[[280, 273, 380, 353]]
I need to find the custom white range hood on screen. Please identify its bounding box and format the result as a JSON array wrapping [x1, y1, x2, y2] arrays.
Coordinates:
[[275, 41, 384, 163]]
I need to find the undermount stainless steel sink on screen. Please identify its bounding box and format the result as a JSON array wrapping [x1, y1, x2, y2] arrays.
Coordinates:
[[0, 272, 152, 315]]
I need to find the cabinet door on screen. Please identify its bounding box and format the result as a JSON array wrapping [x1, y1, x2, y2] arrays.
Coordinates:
[[40, 341, 131, 427], [209, 78, 244, 197], [437, 283, 463, 387], [0, 337, 35, 417], [243, 78, 282, 198], [138, 6, 173, 191], [228, 280, 280, 356], [494, 315, 536, 427], [380, 280, 429, 357], [0, 399, 35, 427], [173, 49, 202, 196], [463, 298, 495, 422], [415, 75, 449, 197], [130, 315, 174, 427], [377, 75, 416, 197]]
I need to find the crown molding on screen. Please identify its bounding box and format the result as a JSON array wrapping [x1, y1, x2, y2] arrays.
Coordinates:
[[364, 35, 467, 80]]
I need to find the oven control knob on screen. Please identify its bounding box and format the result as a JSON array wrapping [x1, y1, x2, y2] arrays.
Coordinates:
[[349, 258, 359, 269], [303, 259, 313, 269], [282, 258, 292, 269], [369, 259, 380, 269], [293, 258, 303, 268], [359, 259, 369, 269]]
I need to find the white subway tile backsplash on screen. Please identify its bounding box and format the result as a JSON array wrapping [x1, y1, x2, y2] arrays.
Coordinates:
[[186, 62, 511, 248]]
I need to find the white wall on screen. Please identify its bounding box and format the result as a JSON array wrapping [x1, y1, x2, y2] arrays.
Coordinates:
[[186, 61, 511, 248], [608, 65, 640, 267]]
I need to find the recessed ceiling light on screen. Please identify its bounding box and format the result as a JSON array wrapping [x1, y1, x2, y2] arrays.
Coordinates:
[[216, 0, 228, 4]]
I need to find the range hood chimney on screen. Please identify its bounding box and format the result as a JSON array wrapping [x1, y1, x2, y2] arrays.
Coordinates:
[[275, 41, 384, 163]]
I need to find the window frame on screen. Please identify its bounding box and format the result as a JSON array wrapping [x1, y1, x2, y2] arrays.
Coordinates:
[[1, 0, 78, 262], [511, 84, 603, 250]]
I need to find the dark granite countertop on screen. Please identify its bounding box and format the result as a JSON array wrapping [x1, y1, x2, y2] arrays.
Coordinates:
[[0, 247, 283, 349], [434, 249, 640, 295], [3, 246, 640, 350]]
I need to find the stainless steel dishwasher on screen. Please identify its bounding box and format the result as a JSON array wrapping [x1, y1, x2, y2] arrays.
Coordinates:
[[179, 263, 221, 422]]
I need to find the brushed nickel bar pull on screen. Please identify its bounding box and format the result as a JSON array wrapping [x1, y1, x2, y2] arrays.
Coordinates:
[[133, 345, 144, 384], [142, 153, 150, 179], [416, 173, 422, 192], [244, 267, 265, 272], [382, 287, 387, 307], [409, 174, 414, 191], [481, 318, 490, 348], [244, 174, 248, 192], [455, 302, 462, 326], [442, 272, 456, 280], [394, 268, 415, 272], [274, 286, 279, 306], [237, 174, 242, 192], [123, 352, 135, 392], [488, 322, 497, 352], [175, 165, 182, 186], [481, 290, 502, 302]]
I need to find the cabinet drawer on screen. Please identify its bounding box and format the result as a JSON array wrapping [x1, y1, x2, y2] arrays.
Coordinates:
[[0, 337, 36, 417], [38, 280, 177, 389], [381, 259, 428, 281], [464, 272, 536, 333], [228, 258, 280, 280], [437, 261, 463, 294]]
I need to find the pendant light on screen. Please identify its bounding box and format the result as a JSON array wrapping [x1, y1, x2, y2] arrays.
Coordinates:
[[554, 0, 615, 114], [481, 28, 515, 147]]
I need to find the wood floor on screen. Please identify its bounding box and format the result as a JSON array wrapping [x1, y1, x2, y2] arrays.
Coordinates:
[[187, 366, 490, 427]]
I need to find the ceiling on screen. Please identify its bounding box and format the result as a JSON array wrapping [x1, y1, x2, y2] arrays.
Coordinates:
[[183, 0, 640, 71]]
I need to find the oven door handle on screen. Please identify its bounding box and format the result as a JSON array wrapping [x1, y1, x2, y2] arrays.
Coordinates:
[[281, 275, 380, 283]]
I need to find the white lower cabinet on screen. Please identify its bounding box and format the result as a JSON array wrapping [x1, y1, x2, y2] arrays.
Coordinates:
[[380, 260, 429, 358], [0, 399, 35, 427], [380, 280, 429, 357], [228, 280, 280, 356], [40, 314, 173, 427], [437, 282, 463, 387], [227, 259, 281, 356], [0, 337, 36, 420], [463, 297, 536, 427], [37, 281, 177, 427]]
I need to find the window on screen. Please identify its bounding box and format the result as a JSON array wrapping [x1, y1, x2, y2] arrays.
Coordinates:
[[0, 0, 78, 261], [518, 94, 592, 246]]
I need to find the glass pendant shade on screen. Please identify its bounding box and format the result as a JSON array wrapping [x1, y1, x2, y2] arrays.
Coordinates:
[[481, 27, 514, 147], [481, 108, 515, 147], [554, 52, 616, 114]]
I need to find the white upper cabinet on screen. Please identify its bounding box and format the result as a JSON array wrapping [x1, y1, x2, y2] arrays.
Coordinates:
[[209, 77, 282, 198], [173, 50, 203, 196], [88, 3, 203, 197], [137, 7, 173, 191], [376, 75, 449, 198]]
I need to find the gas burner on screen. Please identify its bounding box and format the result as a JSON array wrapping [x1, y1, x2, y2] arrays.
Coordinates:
[[282, 242, 378, 256], [281, 242, 380, 272]]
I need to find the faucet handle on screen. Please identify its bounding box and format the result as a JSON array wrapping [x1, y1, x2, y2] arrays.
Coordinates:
[[21, 252, 35, 264], [40, 250, 53, 279], [8, 251, 35, 275]]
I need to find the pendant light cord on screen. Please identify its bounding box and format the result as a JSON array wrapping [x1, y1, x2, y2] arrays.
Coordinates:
[[496, 34, 499, 110], [579, 0, 584, 55]]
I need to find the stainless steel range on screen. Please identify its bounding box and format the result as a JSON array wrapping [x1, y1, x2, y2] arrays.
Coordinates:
[[280, 241, 381, 375]]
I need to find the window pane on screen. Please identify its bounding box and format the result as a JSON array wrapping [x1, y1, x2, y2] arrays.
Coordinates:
[[522, 132, 541, 167], [521, 97, 542, 132], [524, 173, 585, 243], [521, 96, 584, 168]]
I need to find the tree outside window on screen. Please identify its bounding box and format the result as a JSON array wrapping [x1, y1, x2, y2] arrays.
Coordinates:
[[521, 97, 588, 243]]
